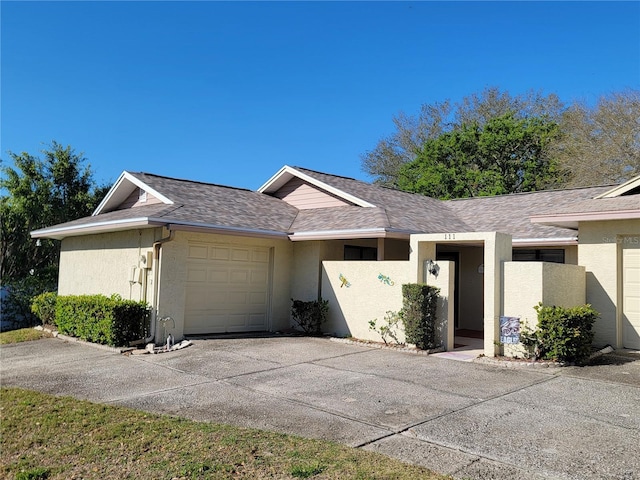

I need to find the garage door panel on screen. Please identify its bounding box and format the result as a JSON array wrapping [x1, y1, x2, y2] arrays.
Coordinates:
[[187, 267, 207, 283], [188, 245, 208, 259], [251, 270, 268, 284], [185, 243, 270, 335], [231, 248, 250, 262]]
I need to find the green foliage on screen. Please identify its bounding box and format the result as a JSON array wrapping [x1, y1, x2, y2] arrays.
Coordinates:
[[30, 292, 58, 326], [291, 298, 329, 335], [368, 311, 404, 345], [55, 294, 149, 347], [1, 275, 57, 330], [362, 87, 564, 187], [400, 284, 440, 349], [0, 142, 109, 326], [397, 112, 563, 199], [521, 304, 598, 363]]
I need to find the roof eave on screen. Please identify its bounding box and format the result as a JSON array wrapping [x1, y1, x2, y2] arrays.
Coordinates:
[[31, 218, 162, 240], [288, 228, 413, 241], [512, 237, 578, 247], [93, 171, 174, 215], [530, 209, 640, 228]]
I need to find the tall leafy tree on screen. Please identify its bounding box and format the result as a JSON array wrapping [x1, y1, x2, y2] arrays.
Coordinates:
[[361, 87, 564, 187], [0, 142, 107, 323], [397, 113, 563, 199]]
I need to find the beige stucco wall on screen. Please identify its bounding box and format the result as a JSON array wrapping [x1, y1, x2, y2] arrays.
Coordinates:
[[160, 230, 294, 341], [321, 261, 409, 341], [503, 261, 586, 356], [578, 219, 640, 347], [58, 228, 160, 302]]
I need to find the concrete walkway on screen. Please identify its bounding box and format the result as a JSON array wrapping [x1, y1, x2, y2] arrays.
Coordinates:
[[1, 336, 639, 480]]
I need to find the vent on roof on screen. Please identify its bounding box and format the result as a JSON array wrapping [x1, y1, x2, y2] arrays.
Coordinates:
[[139, 188, 147, 203]]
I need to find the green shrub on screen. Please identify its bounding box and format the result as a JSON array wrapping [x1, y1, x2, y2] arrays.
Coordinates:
[[55, 294, 149, 347], [523, 303, 598, 363], [291, 298, 329, 335], [31, 292, 58, 326], [400, 284, 440, 349]]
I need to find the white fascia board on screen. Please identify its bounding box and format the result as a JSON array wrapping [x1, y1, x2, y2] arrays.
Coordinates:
[[512, 237, 578, 247], [93, 171, 174, 215], [288, 228, 411, 241], [595, 175, 640, 199], [531, 209, 640, 227], [31, 218, 160, 240], [258, 165, 376, 208]]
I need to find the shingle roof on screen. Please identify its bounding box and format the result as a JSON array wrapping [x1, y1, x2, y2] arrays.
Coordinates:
[[129, 173, 299, 233], [294, 168, 473, 234], [446, 185, 613, 239], [32, 167, 638, 242]]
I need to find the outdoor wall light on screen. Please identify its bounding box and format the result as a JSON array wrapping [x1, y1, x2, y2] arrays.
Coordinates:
[[424, 259, 440, 278]]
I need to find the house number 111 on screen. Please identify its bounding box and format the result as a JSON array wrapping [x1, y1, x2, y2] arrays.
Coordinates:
[[444, 233, 455, 240]]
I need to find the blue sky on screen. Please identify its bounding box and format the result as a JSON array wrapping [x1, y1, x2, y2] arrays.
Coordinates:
[[2, 1, 639, 191]]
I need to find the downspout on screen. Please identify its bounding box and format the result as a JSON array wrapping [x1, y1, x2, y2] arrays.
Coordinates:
[[143, 227, 175, 344]]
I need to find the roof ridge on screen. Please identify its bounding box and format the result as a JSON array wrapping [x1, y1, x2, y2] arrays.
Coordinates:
[[293, 166, 359, 182], [131, 171, 254, 193]]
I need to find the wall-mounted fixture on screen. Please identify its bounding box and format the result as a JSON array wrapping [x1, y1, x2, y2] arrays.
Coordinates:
[[424, 259, 440, 278]]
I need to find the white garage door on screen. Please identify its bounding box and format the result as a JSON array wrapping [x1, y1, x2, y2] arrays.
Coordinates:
[[622, 240, 640, 349], [184, 243, 271, 335]]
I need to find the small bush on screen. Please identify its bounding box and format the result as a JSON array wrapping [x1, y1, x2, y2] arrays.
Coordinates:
[[400, 284, 440, 349], [368, 311, 404, 345], [291, 298, 329, 335], [31, 292, 58, 326], [55, 294, 149, 347], [522, 303, 598, 363]]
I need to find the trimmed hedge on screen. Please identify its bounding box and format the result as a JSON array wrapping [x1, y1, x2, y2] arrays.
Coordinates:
[[55, 294, 150, 347], [401, 283, 440, 349], [533, 303, 598, 363], [521, 303, 598, 363], [291, 298, 329, 335], [31, 291, 58, 327]]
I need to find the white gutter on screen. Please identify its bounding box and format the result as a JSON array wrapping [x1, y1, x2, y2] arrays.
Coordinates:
[[288, 228, 414, 241], [512, 237, 578, 247], [31, 218, 162, 240], [143, 228, 176, 345]]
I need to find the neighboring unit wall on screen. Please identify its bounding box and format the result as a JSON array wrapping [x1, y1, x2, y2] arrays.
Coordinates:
[[321, 261, 409, 341], [579, 219, 640, 347], [58, 228, 159, 302], [503, 262, 586, 356]]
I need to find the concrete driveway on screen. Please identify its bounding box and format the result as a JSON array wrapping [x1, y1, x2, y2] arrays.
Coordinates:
[[1, 335, 639, 480]]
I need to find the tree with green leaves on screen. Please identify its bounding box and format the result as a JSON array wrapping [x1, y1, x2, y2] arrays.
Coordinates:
[[361, 87, 564, 187], [396, 113, 563, 199], [0, 141, 108, 325]]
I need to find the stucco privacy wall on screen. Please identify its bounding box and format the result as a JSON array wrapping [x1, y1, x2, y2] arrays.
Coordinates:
[[58, 228, 159, 302], [578, 219, 640, 347], [503, 262, 586, 356], [158, 231, 294, 342], [321, 261, 410, 341]]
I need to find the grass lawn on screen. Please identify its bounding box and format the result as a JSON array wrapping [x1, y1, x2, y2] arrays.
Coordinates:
[[0, 331, 450, 480], [0, 328, 52, 345]]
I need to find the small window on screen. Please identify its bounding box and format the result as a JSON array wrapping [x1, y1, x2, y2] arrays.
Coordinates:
[[138, 188, 147, 203], [344, 245, 377, 260], [512, 249, 565, 264]]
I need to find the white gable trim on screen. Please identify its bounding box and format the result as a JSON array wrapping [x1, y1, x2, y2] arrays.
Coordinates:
[[258, 165, 376, 208], [93, 171, 174, 215], [595, 174, 640, 199]]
